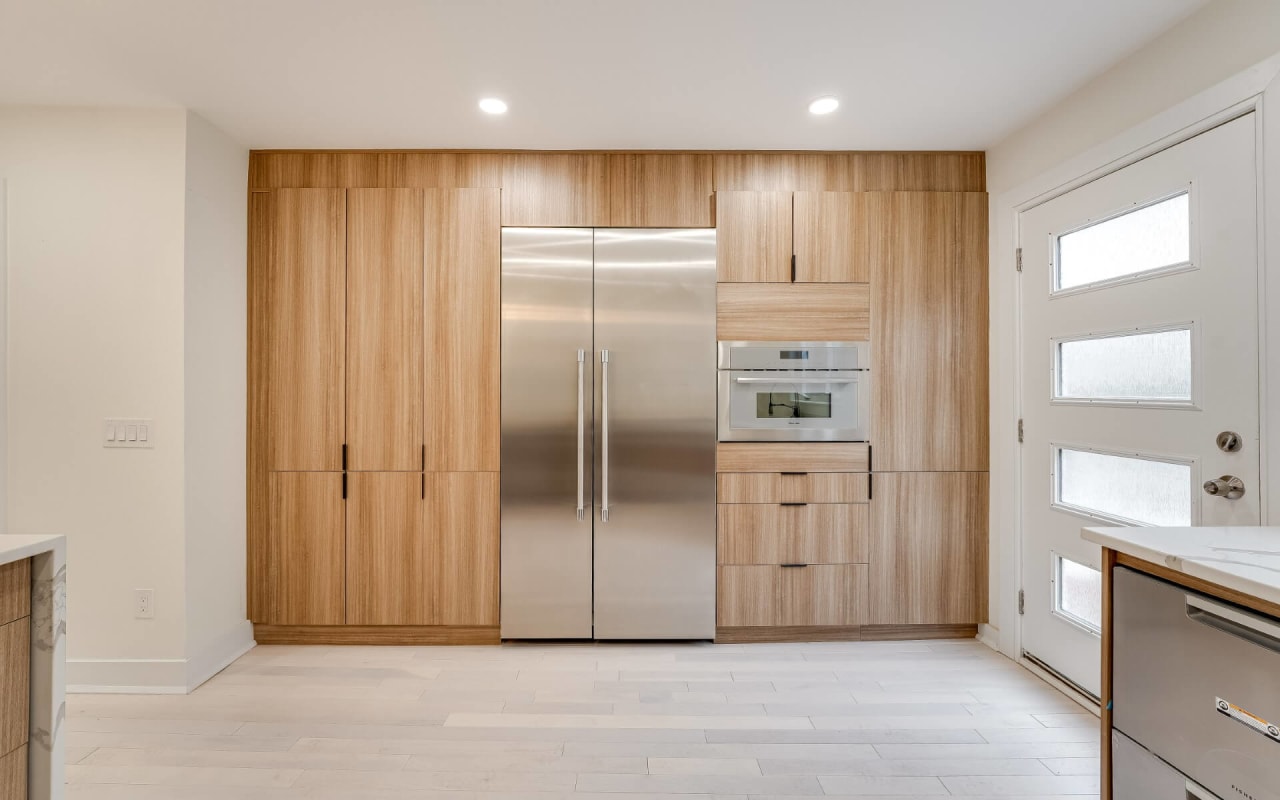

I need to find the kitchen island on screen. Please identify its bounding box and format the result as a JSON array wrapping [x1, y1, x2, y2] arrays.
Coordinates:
[[1083, 525, 1280, 800], [0, 535, 65, 800]]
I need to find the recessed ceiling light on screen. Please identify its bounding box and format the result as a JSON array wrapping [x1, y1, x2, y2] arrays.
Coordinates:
[[479, 97, 508, 115], [808, 96, 839, 115]]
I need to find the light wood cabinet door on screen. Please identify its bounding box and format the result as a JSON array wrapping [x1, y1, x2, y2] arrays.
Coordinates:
[[715, 191, 792, 282], [718, 504, 867, 565], [347, 189, 424, 471], [346, 472, 430, 625], [268, 472, 346, 625], [268, 189, 346, 471], [429, 472, 500, 625], [717, 505, 787, 565], [0, 560, 28, 627], [607, 154, 713, 227], [873, 192, 989, 471], [424, 188, 502, 472], [869, 471, 988, 625], [0, 618, 29, 759], [779, 565, 865, 626], [718, 473, 869, 504], [0, 745, 24, 800], [793, 191, 882, 282], [717, 566, 775, 626], [716, 442, 870, 473], [502, 154, 608, 226], [716, 283, 870, 340]]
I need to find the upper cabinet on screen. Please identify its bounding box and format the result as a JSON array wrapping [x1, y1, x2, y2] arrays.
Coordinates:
[[873, 192, 989, 472], [425, 188, 502, 472], [793, 191, 882, 283], [716, 191, 792, 282], [502, 154, 608, 227], [267, 189, 346, 472], [607, 154, 713, 227], [346, 189, 425, 471]]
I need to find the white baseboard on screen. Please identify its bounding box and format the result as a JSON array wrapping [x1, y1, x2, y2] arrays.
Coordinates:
[[976, 623, 1000, 651], [68, 619, 255, 695], [186, 619, 255, 691]]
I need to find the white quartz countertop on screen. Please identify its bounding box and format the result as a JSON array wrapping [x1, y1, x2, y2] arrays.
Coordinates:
[[0, 533, 65, 567], [1082, 525, 1280, 608]]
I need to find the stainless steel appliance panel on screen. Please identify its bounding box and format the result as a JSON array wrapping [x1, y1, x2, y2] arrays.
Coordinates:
[[718, 369, 868, 442], [1112, 731, 1213, 799], [717, 340, 869, 371], [591, 229, 717, 639], [1113, 566, 1280, 800], [500, 228, 595, 639]]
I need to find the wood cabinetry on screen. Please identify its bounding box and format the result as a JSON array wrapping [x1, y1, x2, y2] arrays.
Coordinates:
[[267, 189, 346, 471], [873, 192, 988, 472], [718, 504, 868, 565], [346, 472, 428, 625], [347, 189, 424, 471], [718, 564, 866, 627], [716, 283, 870, 341], [502, 153, 608, 227], [716, 443, 869, 473], [0, 557, 30, 799], [868, 471, 988, 625], [718, 472, 869, 504], [608, 154, 713, 227], [0, 745, 24, 800], [429, 472, 500, 625], [424, 188, 501, 472], [267, 472, 346, 625], [715, 191, 792, 282], [792, 191, 880, 283]]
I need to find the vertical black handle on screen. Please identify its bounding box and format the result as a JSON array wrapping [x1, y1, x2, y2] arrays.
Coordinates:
[[790, 254, 797, 282], [341, 472, 347, 500], [342, 443, 348, 471]]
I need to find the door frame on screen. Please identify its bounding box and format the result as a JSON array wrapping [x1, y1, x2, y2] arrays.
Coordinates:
[[988, 53, 1280, 669]]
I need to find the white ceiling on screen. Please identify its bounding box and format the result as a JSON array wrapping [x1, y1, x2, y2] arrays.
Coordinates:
[[0, 0, 1208, 150]]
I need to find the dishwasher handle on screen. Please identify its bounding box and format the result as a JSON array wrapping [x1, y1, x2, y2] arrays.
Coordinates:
[[1185, 778, 1220, 800], [1186, 595, 1280, 656]]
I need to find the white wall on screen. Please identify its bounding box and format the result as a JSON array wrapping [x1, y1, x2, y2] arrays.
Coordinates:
[[985, 0, 1280, 657], [0, 106, 250, 691], [182, 111, 251, 687]]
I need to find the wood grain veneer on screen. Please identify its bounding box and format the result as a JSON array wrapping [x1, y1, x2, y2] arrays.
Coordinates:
[[860, 624, 978, 641], [714, 625, 862, 644], [249, 152, 379, 189], [247, 192, 272, 621], [502, 153, 608, 226], [0, 560, 29, 627], [267, 189, 346, 471], [345, 472, 429, 625], [0, 745, 25, 800], [716, 566, 775, 627], [793, 191, 881, 283], [429, 472, 500, 626], [377, 153, 503, 189], [717, 283, 870, 340], [868, 471, 988, 625], [608, 154, 713, 227], [716, 442, 869, 473], [424, 189, 501, 472], [718, 565, 866, 627], [0, 618, 29, 758], [346, 189, 424, 471], [253, 625, 499, 645], [268, 472, 345, 625], [712, 152, 985, 192], [715, 191, 791, 282], [718, 503, 868, 565], [1101, 547, 1116, 800], [717, 472, 869, 504], [873, 191, 988, 472]]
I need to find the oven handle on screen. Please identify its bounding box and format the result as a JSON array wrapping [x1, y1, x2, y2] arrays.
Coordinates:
[[1186, 595, 1280, 655], [734, 376, 858, 384]]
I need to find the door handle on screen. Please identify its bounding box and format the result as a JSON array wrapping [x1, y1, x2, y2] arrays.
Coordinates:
[[576, 349, 585, 521], [1186, 595, 1280, 655], [734, 376, 857, 384], [601, 349, 610, 522], [1185, 778, 1220, 800], [1202, 475, 1245, 499]]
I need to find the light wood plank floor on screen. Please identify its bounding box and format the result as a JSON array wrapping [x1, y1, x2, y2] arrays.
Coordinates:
[[66, 639, 1100, 798]]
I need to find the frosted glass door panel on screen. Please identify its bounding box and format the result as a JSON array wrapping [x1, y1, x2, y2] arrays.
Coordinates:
[[1056, 328, 1191, 402], [1054, 555, 1102, 633], [1055, 447, 1191, 526], [1055, 192, 1190, 291]]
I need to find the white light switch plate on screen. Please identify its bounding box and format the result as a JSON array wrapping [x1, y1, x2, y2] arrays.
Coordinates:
[[105, 418, 154, 448]]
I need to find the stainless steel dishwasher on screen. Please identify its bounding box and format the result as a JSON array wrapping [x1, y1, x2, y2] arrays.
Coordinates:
[[1113, 566, 1280, 800]]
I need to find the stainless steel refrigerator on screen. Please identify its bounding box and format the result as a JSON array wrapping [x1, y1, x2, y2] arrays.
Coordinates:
[[500, 228, 717, 640]]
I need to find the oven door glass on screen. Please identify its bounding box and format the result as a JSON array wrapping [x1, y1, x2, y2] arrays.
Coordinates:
[[719, 370, 867, 441]]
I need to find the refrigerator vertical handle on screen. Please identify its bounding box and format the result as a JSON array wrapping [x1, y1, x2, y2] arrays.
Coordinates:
[[601, 349, 610, 522], [576, 349, 585, 520]]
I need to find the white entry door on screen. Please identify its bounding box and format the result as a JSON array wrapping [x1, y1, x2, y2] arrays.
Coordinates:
[[1019, 113, 1260, 697]]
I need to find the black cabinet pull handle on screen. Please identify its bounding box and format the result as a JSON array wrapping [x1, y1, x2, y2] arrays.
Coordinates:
[[780, 471, 808, 476], [780, 502, 807, 507], [781, 563, 808, 568]]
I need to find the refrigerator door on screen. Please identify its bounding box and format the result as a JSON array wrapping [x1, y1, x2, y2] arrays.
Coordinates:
[[592, 229, 717, 639], [500, 228, 595, 639]]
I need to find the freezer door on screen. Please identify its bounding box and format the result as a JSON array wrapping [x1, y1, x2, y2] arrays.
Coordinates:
[[1113, 566, 1280, 800], [500, 228, 595, 639], [592, 229, 717, 639]]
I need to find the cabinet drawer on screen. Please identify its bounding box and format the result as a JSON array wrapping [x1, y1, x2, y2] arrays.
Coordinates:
[[718, 504, 868, 565], [0, 617, 29, 757], [716, 442, 869, 473], [0, 560, 29, 628], [718, 472, 869, 504], [717, 564, 867, 627]]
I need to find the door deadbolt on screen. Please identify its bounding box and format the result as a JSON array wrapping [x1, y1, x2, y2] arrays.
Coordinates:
[[1216, 431, 1243, 453], [1203, 475, 1245, 500]]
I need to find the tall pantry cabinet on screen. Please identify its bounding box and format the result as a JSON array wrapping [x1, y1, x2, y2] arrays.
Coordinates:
[[252, 186, 501, 640]]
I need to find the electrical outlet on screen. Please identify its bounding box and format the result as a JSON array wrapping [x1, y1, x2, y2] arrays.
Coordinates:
[[134, 589, 155, 619]]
